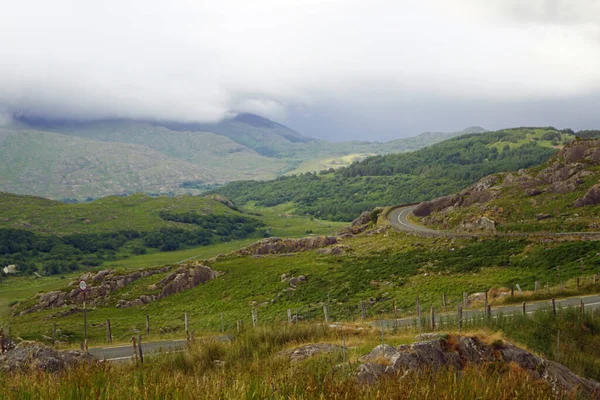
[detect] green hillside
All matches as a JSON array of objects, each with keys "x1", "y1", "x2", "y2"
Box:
[
  {"x1": 0, "y1": 192, "x2": 345, "y2": 278},
  {"x1": 213, "y1": 127, "x2": 577, "y2": 221},
  {"x1": 2, "y1": 115, "x2": 484, "y2": 200}
]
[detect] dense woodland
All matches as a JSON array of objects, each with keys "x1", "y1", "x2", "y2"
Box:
[
  {"x1": 214, "y1": 128, "x2": 572, "y2": 221},
  {"x1": 0, "y1": 213, "x2": 265, "y2": 277}
]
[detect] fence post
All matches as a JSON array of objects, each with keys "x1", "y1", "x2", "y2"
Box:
[
  {"x1": 106, "y1": 319, "x2": 112, "y2": 344},
  {"x1": 185, "y1": 313, "x2": 190, "y2": 344},
  {"x1": 237, "y1": 320, "x2": 243, "y2": 333},
  {"x1": 430, "y1": 306, "x2": 435, "y2": 331},
  {"x1": 594, "y1": 274, "x2": 597, "y2": 285},
  {"x1": 146, "y1": 315, "x2": 150, "y2": 335},
  {"x1": 287, "y1": 309, "x2": 292, "y2": 324},
  {"x1": 522, "y1": 302, "x2": 526, "y2": 315},
  {"x1": 511, "y1": 287, "x2": 514, "y2": 298},
  {"x1": 393, "y1": 300, "x2": 398, "y2": 330},
  {"x1": 137, "y1": 335, "x2": 144, "y2": 364},
  {"x1": 486, "y1": 305, "x2": 491, "y2": 319},
  {"x1": 552, "y1": 298, "x2": 556, "y2": 316},
  {"x1": 457, "y1": 306, "x2": 463, "y2": 333},
  {"x1": 463, "y1": 292, "x2": 468, "y2": 308},
  {"x1": 442, "y1": 293, "x2": 447, "y2": 313},
  {"x1": 577, "y1": 277, "x2": 580, "y2": 290},
  {"x1": 416, "y1": 297, "x2": 422, "y2": 341},
  {"x1": 220, "y1": 312, "x2": 225, "y2": 333},
  {"x1": 0, "y1": 328, "x2": 4, "y2": 354},
  {"x1": 251, "y1": 308, "x2": 258, "y2": 328},
  {"x1": 360, "y1": 301, "x2": 366, "y2": 321},
  {"x1": 484, "y1": 289, "x2": 488, "y2": 312},
  {"x1": 581, "y1": 299, "x2": 585, "y2": 314},
  {"x1": 131, "y1": 336, "x2": 138, "y2": 363},
  {"x1": 556, "y1": 330, "x2": 560, "y2": 361},
  {"x1": 323, "y1": 305, "x2": 329, "y2": 323},
  {"x1": 535, "y1": 281, "x2": 539, "y2": 294}
]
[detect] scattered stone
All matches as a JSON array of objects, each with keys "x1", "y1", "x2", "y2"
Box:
[{"x1": 278, "y1": 343, "x2": 342, "y2": 362}]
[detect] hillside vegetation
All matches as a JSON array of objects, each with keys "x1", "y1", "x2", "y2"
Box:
[
  {"x1": 1, "y1": 115, "x2": 478, "y2": 200},
  {"x1": 214, "y1": 127, "x2": 577, "y2": 221},
  {"x1": 0, "y1": 192, "x2": 345, "y2": 278},
  {"x1": 415, "y1": 136, "x2": 600, "y2": 233}
]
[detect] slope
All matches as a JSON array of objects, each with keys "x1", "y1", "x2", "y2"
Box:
[
  {"x1": 412, "y1": 137, "x2": 600, "y2": 233},
  {"x1": 213, "y1": 127, "x2": 575, "y2": 221}
]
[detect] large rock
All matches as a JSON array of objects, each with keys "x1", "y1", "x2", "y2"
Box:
[
  {"x1": 117, "y1": 264, "x2": 220, "y2": 308},
  {"x1": 0, "y1": 342, "x2": 93, "y2": 373},
  {"x1": 19, "y1": 266, "x2": 173, "y2": 315},
  {"x1": 357, "y1": 335, "x2": 600, "y2": 397},
  {"x1": 574, "y1": 183, "x2": 600, "y2": 207},
  {"x1": 236, "y1": 236, "x2": 338, "y2": 256}
]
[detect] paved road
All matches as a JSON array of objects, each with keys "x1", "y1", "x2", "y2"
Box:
[
  {"x1": 89, "y1": 335, "x2": 232, "y2": 361},
  {"x1": 388, "y1": 205, "x2": 442, "y2": 236},
  {"x1": 375, "y1": 294, "x2": 600, "y2": 329}
]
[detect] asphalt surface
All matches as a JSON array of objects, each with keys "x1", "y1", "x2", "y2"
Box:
[
  {"x1": 388, "y1": 205, "x2": 442, "y2": 236},
  {"x1": 89, "y1": 335, "x2": 232, "y2": 361},
  {"x1": 375, "y1": 294, "x2": 600, "y2": 329}
]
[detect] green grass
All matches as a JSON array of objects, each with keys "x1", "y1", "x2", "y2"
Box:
[{"x1": 6, "y1": 229, "x2": 600, "y2": 347}]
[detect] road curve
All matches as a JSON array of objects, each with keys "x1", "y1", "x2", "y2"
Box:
[{"x1": 388, "y1": 205, "x2": 447, "y2": 236}]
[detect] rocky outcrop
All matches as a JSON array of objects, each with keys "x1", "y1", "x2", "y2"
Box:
[
  {"x1": 236, "y1": 236, "x2": 338, "y2": 256},
  {"x1": 357, "y1": 335, "x2": 600, "y2": 397},
  {"x1": 278, "y1": 343, "x2": 342, "y2": 362},
  {"x1": 116, "y1": 264, "x2": 220, "y2": 308},
  {"x1": 0, "y1": 342, "x2": 93, "y2": 373},
  {"x1": 413, "y1": 175, "x2": 499, "y2": 217},
  {"x1": 19, "y1": 266, "x2": 173, "y2": 315},
  {"x1": 574, "y1": 183, "x2": 600, "y2": 207},
  {"x1": 205, "y1": 194, "x2": 238, "y2": 210}
]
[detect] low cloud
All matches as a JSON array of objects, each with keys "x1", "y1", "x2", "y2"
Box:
[{"x1": 1, "y1": 1, "x2": 599, "y2": 139}]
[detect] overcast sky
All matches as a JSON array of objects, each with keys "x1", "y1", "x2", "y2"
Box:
[{"x1": 1, "y1": 0, "x2": 600, "y2": 141}]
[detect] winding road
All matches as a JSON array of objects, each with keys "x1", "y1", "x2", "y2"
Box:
[{"x1": 388, "y1": 205, "x2": 442, "y2": 236}]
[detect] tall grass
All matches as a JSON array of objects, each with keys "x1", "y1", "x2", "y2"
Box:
[{"x1": 0, "y1": 320, "x2": 590, "y2": 399}]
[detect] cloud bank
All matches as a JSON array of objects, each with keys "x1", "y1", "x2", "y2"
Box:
[{"x1": 1, "y1": 0, "x2": 599, "y2": 139}]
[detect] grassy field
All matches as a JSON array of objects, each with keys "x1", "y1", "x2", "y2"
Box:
[
  {"x1": 5, "y1": 228, "x2": 600, "y2": 347},
  {"x1": 2, "y1": 308, "x2": 599, "y2": 399}
]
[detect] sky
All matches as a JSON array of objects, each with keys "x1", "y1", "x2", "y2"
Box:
[{"x1": 1, "y1": 0, "x2": 600, "y2": 141}]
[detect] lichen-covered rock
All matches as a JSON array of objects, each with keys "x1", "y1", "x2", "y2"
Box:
[
  {"x1": 357, "y1": 335, "x2": 600, "y2": 397},
  {"x1": 278, "y1": 343, "x2": 342, "y2": 362},
  {"x1": 0, "y1": 342, "x2": 93, "y2": 373},
  {"x1": 236, "y1": 236, "x2": 338, "y2": 256},
  {"x1": 574, "y1": 183, "x2": 600, "y2": 207}
]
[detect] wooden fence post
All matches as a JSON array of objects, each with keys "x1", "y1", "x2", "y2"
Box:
[
  {"x1": 185, "y1": 313, "x2": 190, "y2": 344},
  {"x1": 581, "y1": 299, "x2": 585, "y2": 314},
  {"x1": 106, "y1": 319, "x2": 112, "y2": 344},
  {"x1": 486, "y1": 305, "x2": 491, "y2": 319},
  {"x1": 251, "y1": 308, "x2": 258, "y2": 328},
  {"x1": 137, "y1": 335, "x2": 144, "y2": 364},
  {"x1": 430, "y1": 306, "x2": 435, "y2": 331},
  {"x1": 287, "y1": 309, "x2": 292, "y2": 324},
  {"x1": 594, "y1": 274, "x2": 597, "y2": 285},
  {"x1": 146, "y1": 315, "x2": 150, "y2": 335},
  {"x1": 552, "y1": 298, "x2": 556, "y2": 316},
  {"x1": 577, "y1": 277, "x2": 580, "y2": 290},
  {"x1": 442, "y1": 293, "x2": 447, "y2": 312},
  {"x1": 522, "y1": 302, "x2": 526, "y2": 315},
  {"x1": 323, "y1": 305, "x2": 329, "y2": 323},
  {"x1": 484, "y1": 289, "x2": 488, "y2": 312},
  {"x1": 131, "y1": 336, "x2": 138, "y2": 363},
  {"x1": 237, "y1": 320, "x2": 244, "y2": 333},
  {"x1": 393, "y1": 300, "x2": 398, "y2": 329},
  {"x1": 220, "y1": 312, "x2": 225, "y2": 333},
  {"x1": 511, "y1": 287, "x2": 514, "y2": 298},
  {"x1": 463, "y1": 292, "x2": 468, "y2": 308},
  {"x1": 360, "y1": 301, "x2": 366, "y2": 321},
  {"x1": 457, "y1": 306, "x2": 463, "y2": 332},
  {"x1": 535, "y1": 281, "x2": 539, "y2": 294},
  {"x1": 0, "y1": 328, "x2": 5, "y2": 354}
]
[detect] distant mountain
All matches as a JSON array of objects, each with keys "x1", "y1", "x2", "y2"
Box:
[{"x1": 2, "y1": 113, "x2": 486, "y2": 200}]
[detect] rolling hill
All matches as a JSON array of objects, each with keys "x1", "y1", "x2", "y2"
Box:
[
  {"x1": 212, "y1": 127, "x2": 581, "y2": 221},
  {"x1": 1, "y1": 114, "x2": 484, "y2": 200}
]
